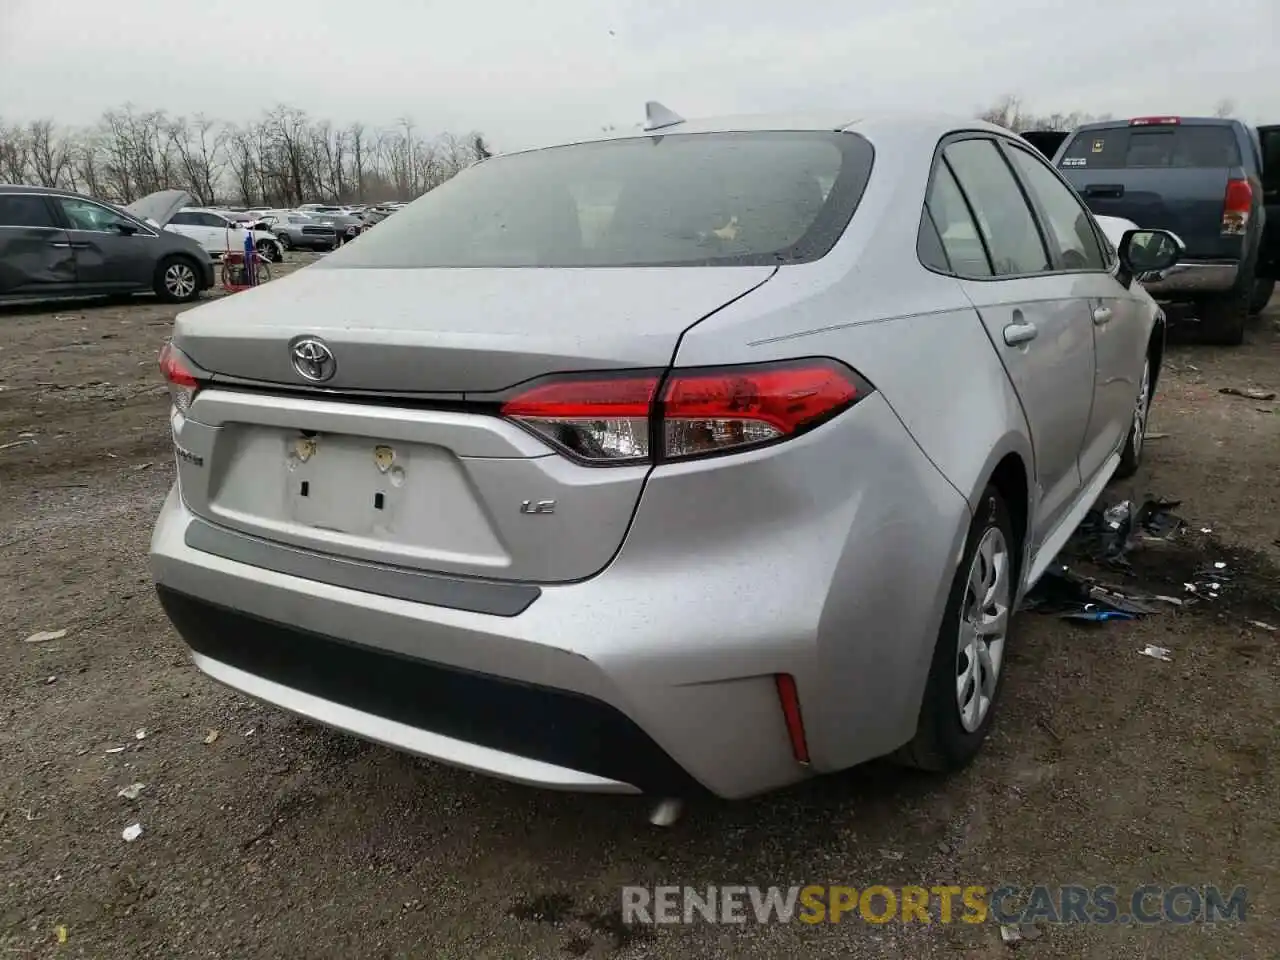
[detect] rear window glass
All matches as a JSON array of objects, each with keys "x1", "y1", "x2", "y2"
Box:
[
  {"x1": 321, "y1": 131, "x2": 874, "y2": 268},
  {"x1": 1059, "y1": 125, "x2": 1241, "y2": 170}
]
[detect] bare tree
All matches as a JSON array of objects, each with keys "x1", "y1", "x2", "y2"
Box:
[
  {"x1": 1213, "y1": 98, "x2": 1236, "y2": 119},
  {"x1": 3, "y1": 101, "x2": 493, "y2": 205},
  {"x1": 978, "y1": 95, "x2": 1113, "y2": 132},
  {"x1": 0, "y1": 122, "x2": 32, "y2": 182},
  {"x1": 27, "y1": 120, "x2": 73, "y2": 188}
]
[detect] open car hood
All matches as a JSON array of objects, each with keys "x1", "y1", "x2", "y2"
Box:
[{"x1": 124, "y1": 189, "x2": 193, "y2": 229}]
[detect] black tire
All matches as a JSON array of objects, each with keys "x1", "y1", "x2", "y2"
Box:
[
  {"x1": 1248, "y1": 278, "x2": 1275, "y2": 316},
  {"x1": 277, "y1": 232, "x2": 293, "y2": 251},
  {"x1": 896, "y1": 486, "x2": 1017, "y2": 773},
  {"x1": 259, "y1": 240, "x2": 283, "y2": 263},
  {"x1": 1198, "y1": 261, "x2": 1254, "y2": 346},
  {"x1": 1114, "y1": 350, "x2": 1154, "y2": 480},
  {"x1": 153, "y1": 255, "x2": 202, "y2": 304}
]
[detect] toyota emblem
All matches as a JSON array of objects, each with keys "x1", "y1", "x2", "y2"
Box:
[{"x1": 290, "y1": 336, "x2": 336, "y2": 382}]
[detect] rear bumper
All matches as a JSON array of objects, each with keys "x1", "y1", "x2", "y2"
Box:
[
  {"x1": 158, "y1": 586, "x2": 690, "y2": 794},
  {"x1": 149, "y1": 392, "x2": 969, "y2": 799},
  {"x1": 1140, "y1": 260, "x2": 1239, "y2": 298}
]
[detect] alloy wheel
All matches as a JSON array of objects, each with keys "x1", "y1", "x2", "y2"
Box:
[
  {"x1": 164, "y1": 263, "x2": 196, "y2": 299},
  {"x1": 955, "y1": 526, "x2": 1010, "y2": 733}
]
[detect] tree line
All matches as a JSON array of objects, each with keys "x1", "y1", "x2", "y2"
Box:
[
  {"x1": 0, "y1": 104, "x2": 493, "y2": 207},
  {"x1": 1, "y1": 94, "x2": 1240, "y2": 207}
]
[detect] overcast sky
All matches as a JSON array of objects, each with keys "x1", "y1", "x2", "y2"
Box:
[{"x1": 1, "y1": 0, "x2": 1275, "y2": 150}]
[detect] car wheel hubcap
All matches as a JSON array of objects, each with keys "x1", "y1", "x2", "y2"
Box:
[
  {"x1": 1131, "y1": 358, "x2": 1150, "y2": 459},
  {"x1": 956, "y1": 526, "x2": 1009, "y2": 733},
  {"x1": 165, "y1": 264, "x2": 195, "y2": 297}
]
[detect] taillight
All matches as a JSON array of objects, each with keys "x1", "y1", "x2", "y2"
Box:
[
  {"x1": 500, "y1": 358, "x2": 870, "y2": 465},
  {"x1": 158, "y1": 342, "x2": 206, "y2": 413},
  {"x1": 1222, "y1": 178, "x2": 1252, "y2": 236},
  {"x1": 1129, "y1": 116, "x2": 1180, "y2": 126}
]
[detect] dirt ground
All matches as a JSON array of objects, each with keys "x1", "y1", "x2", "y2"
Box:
[{"x1": 1, "y1": 267, "x2": 1277, "y2": 959}]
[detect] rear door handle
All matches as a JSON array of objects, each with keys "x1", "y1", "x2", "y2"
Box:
[
  {"x1": 68, "y1": 241, "x2": 91, "y2": 249},
  {"x1": 48, "y1": 241, "x2": 71, "y2": 248},
  {"x1": 1003, "y1": 321, "x2": 1039, "y2": 346},
  {"x1": 1093, "y1": 306, "x2": 1113, "y2": 325}
]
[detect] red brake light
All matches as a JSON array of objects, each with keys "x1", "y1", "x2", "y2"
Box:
[
  {"x1": 661, "y1": 360, "x2": 860, "y2": 460},
  {"x1": 158, "y1": 342, "x2": 205, "y2": 412},
  {"x1": 1222, "y1": 178, "x2": 1252, "y2": 235},
  {"x1": 499, "y1": 359, "x2": 868, "y2": 465},
  {"x1": 1129, "y1": 116, "x2": 1181, "y2": 126}
]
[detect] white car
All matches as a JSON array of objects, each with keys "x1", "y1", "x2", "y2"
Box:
[{"x1": 165, "y1": 208, "x2": 284, "y2": 262}]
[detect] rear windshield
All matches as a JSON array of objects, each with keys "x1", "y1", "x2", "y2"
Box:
[
  {"x1": 1059, "y1": 124, "x2": 1241, "y2": 171},
  {"x1": 320, "y1": 131, "x2": 874, "y2": 268}
]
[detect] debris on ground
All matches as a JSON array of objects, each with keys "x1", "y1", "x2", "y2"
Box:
[
  {"x1": 0, "y1": 439, "x2": 35, "y2": 451},
  {"x1": 1023, "y1": 566, "x2": 1162, "y2": 621},
  {"x1": 134, "y1": 728, "x2": 147, "y2": 740},
  {"x1": 999, "y1": 923, "x2": 1043, "y2": 944},
  {"x1": 203, "y1": 730, "x2": 219, "y2": 745},
  {"x1": 104, "y1": 746, "x2": 125, "y2": 754},
  {"x1": 23, "y1": 628, "x2": 67, "y2": 644},
  {"x1": 45, "y1": 675, "x2": 57, "y2": 685},
  {"x1": 1219, "y1": 386, "x2": 1276, "y2": 401},
  {"x1": 56, "y1": 924, "x2": 68, "y2": 944},
  {"x1": 121, "y1": 823, "x2": 143, "y2": 842},
  {"x1": 1067, "y1": 497, "x2": 1184, "y2": 565},
  {"x1": 1183, "y1": 560, "x2": 1234, "y2": 600},
  {"x1": 1247, "y1": 620, "x2": 1277, "y2": 632},
  {"x1": 1138, "y1": 645, "x2": 1173, "y2": 662},
  {"x1": 117, "y1": 783, "x2": 146, "y2": 801},
  {"x1": 1143, "y1": 432, "x2": 1170, "y2": 440}
]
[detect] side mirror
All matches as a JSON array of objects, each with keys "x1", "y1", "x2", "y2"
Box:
[
  {"x1": 115, "y1": 221, "x2": 140, "y2": 236},
  {"x1": 1118, "y1": 228, "x2": 1183, "y2": 276}
]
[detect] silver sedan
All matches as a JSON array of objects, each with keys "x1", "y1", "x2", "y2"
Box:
[{"x1": 149, "y1": 109, "x2": 1179, "y2": 805}]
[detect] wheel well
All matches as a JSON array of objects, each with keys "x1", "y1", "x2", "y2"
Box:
[{"x1": 989, "y1": 453, "x2": 1028, "y2": 562}]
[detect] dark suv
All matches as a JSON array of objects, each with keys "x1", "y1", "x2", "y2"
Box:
[{"x1": 1053, "y1": 117, "x2": 1277, "y2": 344}]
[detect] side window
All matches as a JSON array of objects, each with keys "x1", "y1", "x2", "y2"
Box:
[
  {"x1": 943, "y1": 138, "x2": 1050, "y2": 276},
  {"x1": 169, "y1": 211, "x2": 197, "y2": 226},
  {"x1": 924, "y1": 162, "x2": 992, "y2": 277},
  {"x1": 190, "y1": 212, "x2": 222, "y2": 228},
  {"x1": 0, "y1": 194, "x2": 59, "y2": 228},
  {"x1": 57, "y1": 197, "x2": 128, "y2": 232},
  {"x1": 1004, "y1": 144, "x2": 1106, "y2": 271}
]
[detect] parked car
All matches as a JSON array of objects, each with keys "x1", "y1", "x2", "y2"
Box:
[
  {"x1": 166, "y1": 207, "x2": 284, "y2": 263},
  {"x1": 254, "y1": 211, "x2": 337, "y2": 252},
  {"x1": 150, "y1": 110, "x2": 1180, "y2": 805},
  {"x1": 299, "y1": 208, "x2": 363, "y2": 244},
  {"x1": 1053, "y1": 116, "x2": 1276, "y2": 343},
  {"x1": 0, "y1": 185, "x2": 214, "y2": 304}
]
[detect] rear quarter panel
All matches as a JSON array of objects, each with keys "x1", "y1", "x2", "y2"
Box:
[{"x1": 673, "y1": 127, "x2": 1035, "y2": 762}]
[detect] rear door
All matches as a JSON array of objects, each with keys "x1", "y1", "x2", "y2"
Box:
[
  {"x1": 1057, "y1": 120, "x2": 1243, "y2": 260},
  {"x1": 1001, "y1": 140, "x2": 1148, "y2": 484},
  {"x1": 1258, "y1": 125, "x2": 1280, "y2": 281},
  {"x1": 930, "y1": 136, "x2": 1096, "y2": 549},
  {"x1": 53, "y1": 196, "x2": 155, "y2": 291},
  {"x1": 0, "y1": 192, "x2": 77, "y2": 298}
]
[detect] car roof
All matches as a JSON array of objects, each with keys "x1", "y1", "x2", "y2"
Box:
[
  {"x1": 500, "y1": 111, "x2": 1014, "y2": 156},
  {"x1": 0, "y1": 183, "x2": 103, "y2": 198}
]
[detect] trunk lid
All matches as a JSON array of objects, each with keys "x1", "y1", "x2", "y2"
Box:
[
  {"x1": 1057, "y1": 121, "x2": 1244, "y2": 260},
  {"x1": 124, "y1": 189, "x2": 192, "y2": 229},
  {"x1": 171, "y1": 264, "x2": 775, "y2": 585},
  {"x1": 173, "y1": 264, "x2": 776, "y2": 393}
]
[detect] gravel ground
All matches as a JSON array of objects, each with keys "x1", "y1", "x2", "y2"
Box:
[{"x1": 1, "y1": 268, "x2": 1277, "y2": 959}]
